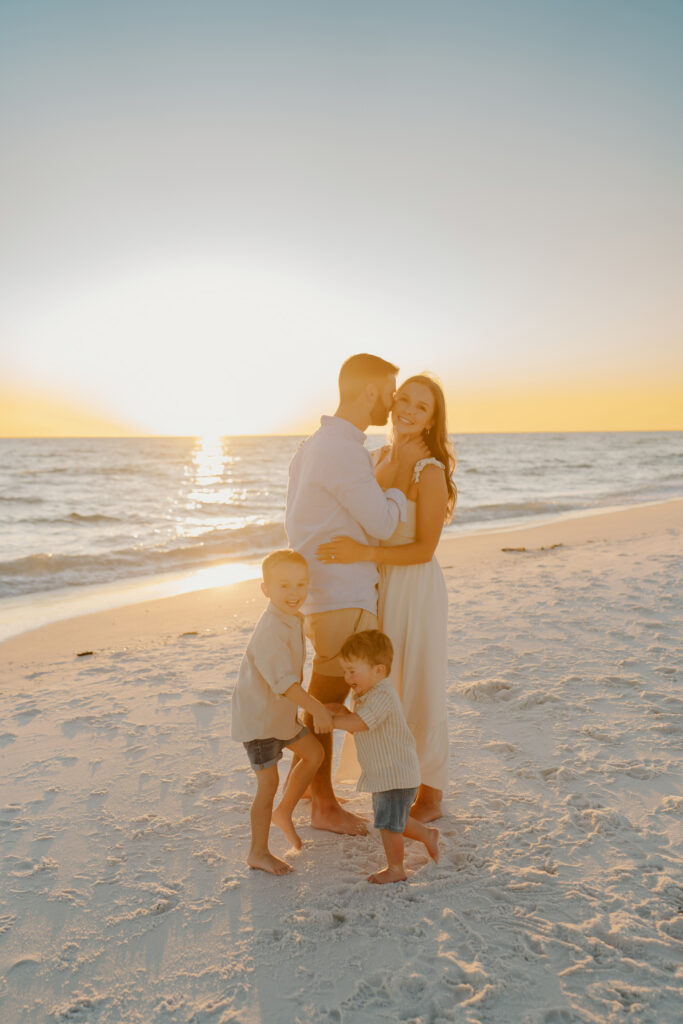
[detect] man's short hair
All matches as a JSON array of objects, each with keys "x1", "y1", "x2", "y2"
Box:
[
  {"x1": 340, "y1": 629, "x2": 394, "y2": 675},
  {"x1": 338, "y1": 353, "x2": 399, "y2": 401},
  {"x1": 261, "y1": 548, "x2": 308, "y2": 583}
]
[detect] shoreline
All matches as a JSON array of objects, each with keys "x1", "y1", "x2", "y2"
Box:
[
  {"x1": 2, "y1": 496, "x2": 681, "y2": 679},
  {"x1": 3, "y1": 495, "x2": 680, "y2": 644},
  {"x1": 1, "y1": 496, "x2": 680, "y2": 648}
]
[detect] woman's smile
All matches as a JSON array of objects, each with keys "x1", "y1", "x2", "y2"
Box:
[{"x1": 391, "y1": 382, "x2": 435, "y2": 436}]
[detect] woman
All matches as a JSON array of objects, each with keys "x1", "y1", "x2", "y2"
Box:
[{"x1": 317, "y1": 374, "x2": 456, "y2": 822}]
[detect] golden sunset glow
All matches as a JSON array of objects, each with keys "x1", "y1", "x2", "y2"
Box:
[
  {"x1": 3, "y1": 372, "x2": 682, "y2": 438},
  {"x1": 0, "y1": 382, "x2": 139, "y2": 438},
  {"x1": 447, "y1": 381, "x2": 683, "y2": 435}
]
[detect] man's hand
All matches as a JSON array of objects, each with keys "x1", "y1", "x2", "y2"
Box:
[
  {"x1": 391, "y1": 435, "x2": 431, "y2": 494},
  {"x1": 395, "y1": 435, "x2": 431, "y2": 469}
]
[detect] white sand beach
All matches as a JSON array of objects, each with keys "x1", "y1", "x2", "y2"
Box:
[{"x1": 1, "y1": 500, "x2": 681, "y2": 1023}]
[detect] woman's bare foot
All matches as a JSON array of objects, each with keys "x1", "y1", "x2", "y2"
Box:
[
  {"x1": 247, "y1": 850, "x2": 293, "y2": 875},
  {"x1": 411, "y1": 784, "x2": 442, "y2": 822},
  {"x1": 410, "y1": 800, "x2": 442, "y2": 823},
  {"x1": 311, "y1": 803, "x2": 368, "y2": 835},
  {"x1": 271, "y1": 805, "x2": 303, "y2": 849},
  {"x1": 367, "y1": 865, "x2": 408, "y2": 884},
  {"x1": 424, "y1": 827, "x2": 440, "y2": 863}
]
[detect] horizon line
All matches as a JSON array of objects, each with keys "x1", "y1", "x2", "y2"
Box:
[{"x1": 2, "y1": 427, "x2": 682, "y2": 440}]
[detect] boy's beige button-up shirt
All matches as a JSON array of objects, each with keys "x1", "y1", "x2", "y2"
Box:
[
  {"x1": 230, "y1": 603, "x2": 305, "y2": 742},
  {"x1": 353, "y1": 679, "x2": 420, "y2": 793}
]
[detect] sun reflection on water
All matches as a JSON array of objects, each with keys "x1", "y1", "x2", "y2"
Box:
[
  {"x1": 176, "y1": 436, "x2": 253, "y2": 539},
  {"x1": 191, "y1": 435, "x2": 229, "y2": 485},
  {"x1": 186, "y1": 436, "x2": 246, "y2": 514}
]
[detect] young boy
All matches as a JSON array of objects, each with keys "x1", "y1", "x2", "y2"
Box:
[
  {"x1": 231, "y1": 549, "x2": 331, "y2": 876},
  {"x1": 330, "y1": 630, "x2": 439, "y2": 884}
]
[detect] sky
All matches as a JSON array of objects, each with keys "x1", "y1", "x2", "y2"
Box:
[{"x1": 1, "y1": 0, "x2": 682, "y2": 436}]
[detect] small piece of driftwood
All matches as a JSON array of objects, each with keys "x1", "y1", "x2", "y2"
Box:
[{"x1": 502, "y1": 543, "x2": 564, "y2": 553}]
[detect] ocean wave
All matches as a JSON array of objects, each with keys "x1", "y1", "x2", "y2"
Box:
[
  {"x1": 0, "y1": 495, "x2": 44, "y2": 504},
  {"x1": 456, "y1": 500, "x2": 577, "y2": 522},
  {"x1": 69, "y1": 512, "x2": 122, "y2": 523},
  {"x1": 0, "y1": 521, "x2": 287, "y2": 597},
  {"x1": 18, "y1": 465, "x2": 147, "y2": 477}
]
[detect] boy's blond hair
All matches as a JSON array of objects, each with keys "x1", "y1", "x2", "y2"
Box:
[
  {"x1": 340, "y1": 630, "x2": 394, "y2": 675},
  {"x1": 261, "y1": 548, "x2": 308, "y2": 584}
]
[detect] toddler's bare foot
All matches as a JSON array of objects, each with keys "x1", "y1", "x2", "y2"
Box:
[
  {"x1": 424, "y1": 827, "x2": 440, "y2": 863},
  {"x1": 271, "y1": 805, "x2": 303, "y2": 850},
  {"x1": 410, "y1": 799, "x2": 442, "y2": 823},
  {"x1": 247, "y1": 851, "x2": 293, "y2": 876},
  {"x1": 367, "y1": 865, "x2": 408, "y2": 884}
]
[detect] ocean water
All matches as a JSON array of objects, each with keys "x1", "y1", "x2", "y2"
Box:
[{"x1": 1, "y1": 432, "x2": 681, "y2": 607}]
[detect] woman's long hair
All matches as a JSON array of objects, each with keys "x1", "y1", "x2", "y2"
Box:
[{"x1": 397, "y1": 374, "x2": 457, "y2": 522}]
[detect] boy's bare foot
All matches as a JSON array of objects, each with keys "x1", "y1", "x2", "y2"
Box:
[
  {"x1": 424, "y1": 827, "x2": 440, "y2": 863},
  {"x1": 271, "y1": 805, "x2": 303, "y2": 850},
  {"x1": 410, "y1": 800, "x2": 442, "y2": 823},
  {"x1": 247, "y1": 851, "x2": 293, "y2": 875},
  {"x1": 367, "y1": 865, "x2": 408, "y2": 884},
  {"x1": 311, "y1": 804, "x2": 368, "y2": 835}
]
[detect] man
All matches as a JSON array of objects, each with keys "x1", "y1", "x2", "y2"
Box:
[{"x1": 285, "y1": 353, "x2": 425, "y2": 834}]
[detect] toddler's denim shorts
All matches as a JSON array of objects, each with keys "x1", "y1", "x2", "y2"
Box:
[
  {"x1": 372, "y1": 787, "x2": 418, "y2": 833},
  {"x1": 243, "y1": 725, "x2": 308, "y2": 771}
]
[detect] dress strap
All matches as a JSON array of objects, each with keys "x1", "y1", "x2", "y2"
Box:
[{"x1": 412, "y1": 457, "x2": 445, "y2": 484}]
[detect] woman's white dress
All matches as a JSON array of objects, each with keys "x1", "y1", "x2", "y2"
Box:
[{"x1": 337, "y1": 457, "x2": 450, "y2": 791}]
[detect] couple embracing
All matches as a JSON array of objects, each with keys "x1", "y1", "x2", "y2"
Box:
[{"x1": 286, "y1": 353, "x2": 456, "y2": 834}]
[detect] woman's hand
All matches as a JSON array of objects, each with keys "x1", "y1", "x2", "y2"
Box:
[{"x1": 316, "y1": 535, "x2": 370, "y2": 564}]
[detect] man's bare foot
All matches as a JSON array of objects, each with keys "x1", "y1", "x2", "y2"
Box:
[
  {"x1": 247, "y1": 851, "x2": 293, "y2": 875},
  {"x1": 367, "y1": 865, "x2": 408, "y2": 884},
  {"x1": 424, "y1": 827, "x2": 439, "y2": 863},
  {"x1": 300, "y1": 787, "x2": 348, "y2": 804},
  {"x1": 271, "y1": 805, "x2": 302, "y2": 850},
  {"x1": 311, "y1": 804, "x2": 368, "y2": 835},
  {"x1": 410, "y1": 800, "x2": 442, "y2": 823}
]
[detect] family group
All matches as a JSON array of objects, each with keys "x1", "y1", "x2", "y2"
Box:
[{"x1": 230, "y1": 353, "x2": 456, "y2": 883}]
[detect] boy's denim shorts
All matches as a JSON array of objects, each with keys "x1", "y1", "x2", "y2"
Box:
[
  {"x1": 372, "y1": 787, "x2": 418, "y2": 833},
  {"x1": 243, "y1": 725, "x2": 309, "y2": 771}
]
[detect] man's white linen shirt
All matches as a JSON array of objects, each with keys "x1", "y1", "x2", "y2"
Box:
[
  {"x1": 285, "y1": 416, "x2": 407, "y2": 615},
  {"x1": 230, "y1": 603, "x2": 305, "y2": 742},
  {"x1": 352, "y1": 680, "x2": 421, "y2": 793}
]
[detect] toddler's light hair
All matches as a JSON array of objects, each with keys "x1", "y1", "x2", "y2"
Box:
[
  {"x1": 341, "y1": 630, "x2": 394, "y2": 675},
  {"x1": 261, "y1": 549, "x2": 308, "y2": 584}
]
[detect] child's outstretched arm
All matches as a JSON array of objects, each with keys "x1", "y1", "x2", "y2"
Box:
[
  {"x1": 331, "y1": 710, "x2": 369, "y2": 734},
  {"x1": 283, "y1": 682, "x2": 333, "y2": 734}
]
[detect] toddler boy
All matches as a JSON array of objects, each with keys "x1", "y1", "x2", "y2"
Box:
[
  {"x1": 231, "y1": 549, "x2": 331, "y2": 875},
  {"x1": 330, "y1": 630, "x2": 439, "y2": 883}
]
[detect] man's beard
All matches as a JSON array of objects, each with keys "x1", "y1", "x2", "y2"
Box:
[{"x1": 369, "y1": 395, "x2": 391, "y2": 426}]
